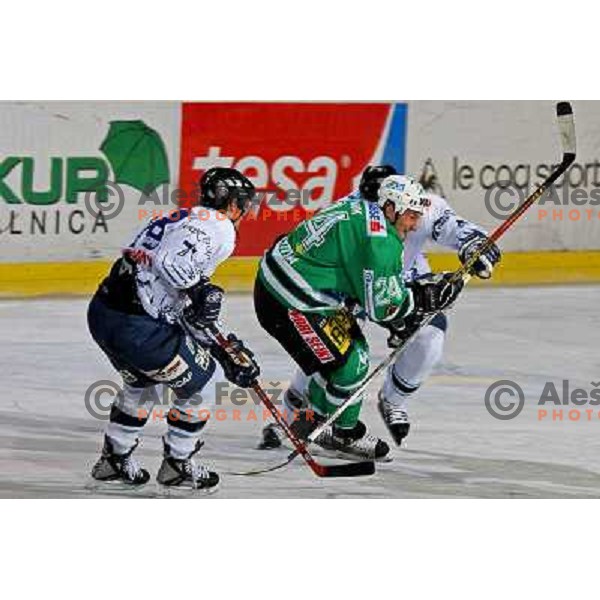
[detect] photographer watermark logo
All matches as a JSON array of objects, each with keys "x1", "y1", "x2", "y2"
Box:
[
  {"x1": 484, "y1": 380, "x2": 525, "y2": 420},
  {"x1": 484, "y1": 379, "x2": 600, "y2": 422}
]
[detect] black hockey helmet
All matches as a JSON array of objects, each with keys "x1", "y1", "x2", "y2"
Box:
[
  {"x1": 199, "y1": 167, "x2": 256, "y2": 216},
  {"x1": 359, "y1": 164, "x2": 398, "y2": 201}
]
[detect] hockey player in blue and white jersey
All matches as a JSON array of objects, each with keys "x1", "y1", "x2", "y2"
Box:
[
  {"x1": 259, "y1": 165, "x2": 501, "y2": 454},
  {"x1": 88, "y1": 167, "x2": 260, "y2": 490},
  {"x1": 363, "y1": 165, "x2": 501, "y2": 446}
]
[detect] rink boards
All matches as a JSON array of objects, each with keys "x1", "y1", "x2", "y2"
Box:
[
  {"x1": 2, "y1": 251, "x2": 600, "y2": 296},
  {"x1": 2, "y1": 101, "x2": 600, "y2": 295}
]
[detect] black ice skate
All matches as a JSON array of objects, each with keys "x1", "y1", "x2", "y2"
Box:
[
  {"x1": 257, "y1": 410, "x2": 319, "y2": 450},
  {"x1": 258, "y1": 422, "x2": 284, "y2": 449},
  {"x1": 313, "y1": 420, "x2": 390, "y2": 461},
  {"x1": 91, "y1": 436, "x2": 150, "y2": 485},
  {"x1": 378, "y1": 392, "x2": 411, "y2": 446},
  {"x1": 258, "y1": 389, "x2": 307, "y2": 450},
  {"x1": 156, "y1": 439, "x2": 219, "y2": 491}
]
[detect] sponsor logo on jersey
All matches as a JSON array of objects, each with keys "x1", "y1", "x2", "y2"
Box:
[
  {"x1": 119, "y1": 369, "x2": 138, "y2": 384},
  {"x1": 194, "y1": 346, "x2": 211, "y2": 371},
  {"x1": 146, "y1": 355, "x2": 190, "y2": 383},
  {"x1": 366, "y1": 201, "x2": 388, "y2": 237},
  {"x1": 122, "y1": 247, "x2": 153, "y2": 266},
  {"x1": 179, "y1": 103, "x2": 407, "y2": 256},
  {"x1": 288, "y1": 309, "x2": 334, "y2": 364},
  {"x1": 320, "y1": 312, "x2": 353, "y2": 356},
  {"x1": 363, "y1": 269, "x2": 375, "y2": 320},
  {"x1": 169, "y1": 371, "x2": 193, "y2": 389}
]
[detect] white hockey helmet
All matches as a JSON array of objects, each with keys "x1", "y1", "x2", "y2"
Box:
[{"x1": 377, "y1": 175, "x2": 428, "y2": 216}]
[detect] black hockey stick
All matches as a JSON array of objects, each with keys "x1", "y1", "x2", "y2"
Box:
[
  {"x1": 283, "y1": 101, "x2": 577, "y2": 462},
  {"x1": 205, "y1": 325, "x2": 375, "y2": 478}
]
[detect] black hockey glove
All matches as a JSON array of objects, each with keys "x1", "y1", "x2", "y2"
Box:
[
  {"x1": 385, "y1": 313, "x2": 421, "y2": 349},
  {"x1": 211, "y1": 333, "x2": 260, "y2": 389},
  {"x1": 408, "y1": 272, "x2": 464, "y2": 316},
  {"x1": 458, "y1": 231, "x2": 501, "y2": 279},
  {"x1": 183, "y1": 278, "x2": 224, "y2": 329}
]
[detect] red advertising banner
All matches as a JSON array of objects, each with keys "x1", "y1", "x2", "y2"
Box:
[{"x1": 179, "y1": 103, "x2": 406, "y2": 256}]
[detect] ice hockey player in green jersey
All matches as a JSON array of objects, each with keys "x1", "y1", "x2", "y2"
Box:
[{"x1": 253, "y1": 175, "x2": 463, "y2": 460}]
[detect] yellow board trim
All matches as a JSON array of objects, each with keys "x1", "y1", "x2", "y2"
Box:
[{"x1": 1, "y1": 251, "x2": 600, "y2": 297}]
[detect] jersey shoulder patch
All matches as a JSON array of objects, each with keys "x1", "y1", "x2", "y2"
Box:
[{"x1": 364, "y1": 200, "x2": 388, "y2": 238}]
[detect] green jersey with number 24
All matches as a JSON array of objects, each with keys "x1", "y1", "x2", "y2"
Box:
[{"x1": 258, "y1": 199, "x2": 413, "y2": 322}]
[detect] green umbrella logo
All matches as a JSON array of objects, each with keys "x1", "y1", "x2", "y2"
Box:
[{"x1": 100, "y1": 120, "x2": 170, "y2": 195}]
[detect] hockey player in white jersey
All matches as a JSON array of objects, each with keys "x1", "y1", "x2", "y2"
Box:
[
  {"x1": 259, "y1": 165, "x2": 500, "y2": 453},
  {"x1": 369, "y1": 165, "x2": 501, "y2": 445},
  {"x1": 88, "y1": 167, "x2": 260, "y2": 490}
]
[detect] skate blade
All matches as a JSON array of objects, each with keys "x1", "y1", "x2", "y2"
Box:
[
  {"x1": 309, "y1": 445, "x2": 394, "y2": 464},
  {"x1": 275, "y1": 438, "x2": 393, "y2": 463},
  {"x1": 257, "y1": 442, "x2": 284, "y2": 451},
  {"x1": 84, "y1": 478, "x2": 157, "y2": 497},
  {"x1": 156, "y1": 482, "x2": 220, "y2": 498}
]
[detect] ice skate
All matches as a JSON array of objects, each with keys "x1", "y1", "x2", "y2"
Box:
[
  {"x1": 258, "y1": 389, "x2": 307, "y2": 450},
  {"x1": 378, "y1": 392, "x2": 411, "y2": 446},
  {"x1": 313, "y1": 420, "x2": 391, "y2": 462},
  {"x1": 157, "y1": 439, "x2": 219, "y2": 493},
  {"x1": 91, "y1": 436, "x2": 150, "y2": 486}
]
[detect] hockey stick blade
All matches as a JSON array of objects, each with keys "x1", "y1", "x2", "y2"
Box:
[
  {"x1": 227, "y1": 452, "x2": 375, "y2": 478},
  {"x1": 311, "y1": 459, "x2": 376, "y2": 478},
  {"x1": 556, "y1": 101, "x2": 576, "y2": 165}
]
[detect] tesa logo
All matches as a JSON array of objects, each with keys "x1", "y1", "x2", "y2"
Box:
[
  {"x1": 179, "y1": 103, "x2": 405, "y2": 255},
  {"x1": 192, "y1": 146, "x2": 337, "y2": 213}
]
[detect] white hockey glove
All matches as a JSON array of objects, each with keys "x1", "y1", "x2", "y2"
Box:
[{"x1": 458, "y1": 232, "x2": 501, "y2": 279}]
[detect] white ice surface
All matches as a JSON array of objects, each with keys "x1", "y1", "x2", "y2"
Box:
[{"x1": 1, "y1": 286, "x2": 599, "y2": 498}]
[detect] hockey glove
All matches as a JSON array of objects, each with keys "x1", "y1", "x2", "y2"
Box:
[
  {"x1": 386, "y1": 319, "x2": 417, "y2": 349},
  {"x1": 458, "y1": 231, "x2": 501, "y2": 279},
  {"x1": 211, "y1": 333, "x2": 260, "y2": 389},
  {"x1": 383, "y1": 304, "x2": 422, "y2": 348},
  {"x1": 408, "y1": 272, "x2": 464, "y2": 316},
  {"x1": 183, "y1": 278, "x2": 224, "y2": 329}
]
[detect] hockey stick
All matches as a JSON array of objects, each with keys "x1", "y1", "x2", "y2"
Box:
[
  {"x1": 450, "y1": 102, "x2": 576, "y2": 282},
  {"x1": 204, "y1": 325, "x2": 375, "y2": 478},
  {"x1": 284, "y1": 101, "x2": 577, "y2": 461}
]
